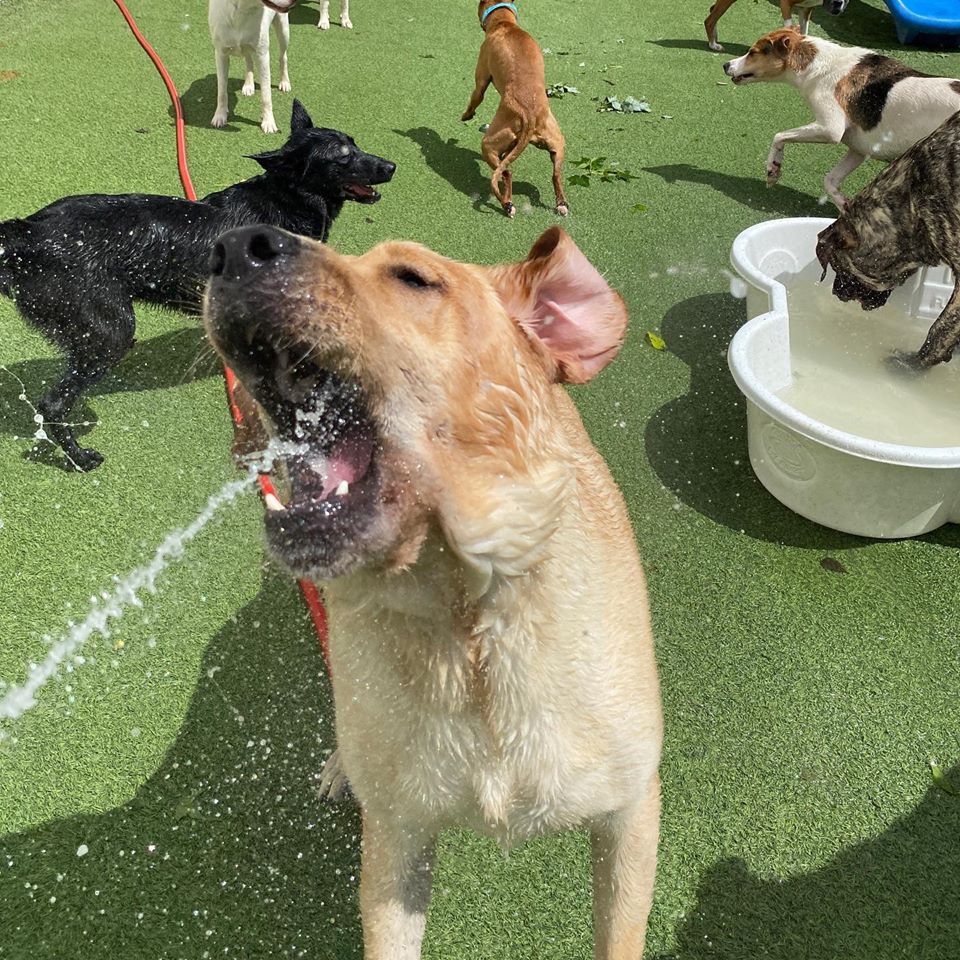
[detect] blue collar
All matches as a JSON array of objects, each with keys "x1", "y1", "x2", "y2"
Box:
[{"x1": 482, "y1": 2, "x2": 518, "y2": 25}]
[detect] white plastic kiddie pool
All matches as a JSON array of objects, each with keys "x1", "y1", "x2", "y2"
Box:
[{"x1": 727, "y1": 217, "x2": 960, "y2": 538}]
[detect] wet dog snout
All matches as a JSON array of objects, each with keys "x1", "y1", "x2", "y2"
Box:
[{"x1": 209, "y1": 225, "x2": 300, "y2": 283}]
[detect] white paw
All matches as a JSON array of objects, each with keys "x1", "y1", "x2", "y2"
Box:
[
  {"x1": 242, "y1": 80, "x2": 255, "y2": 96},
  {"x1": 316, "y1": 749, "x2": 350, "y2": 802},
  {"x1": 261, "y1": 115, "x2": 280, "y2": 134},
  {"x1": 211, "y1": 110, "x2": 228, "y2": 128},
  {"x1": 341, "y1": 16, "x2": 353, "y2": 28},
  {"x1": 279, "y1": 77, "x2": 291, "y2": 93},
  {"x1": 318, "y1": 15, "x2": 330, "y2": 29}
]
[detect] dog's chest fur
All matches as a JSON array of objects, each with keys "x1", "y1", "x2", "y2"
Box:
[{"x1": 324, "y1": 535, "x2": 639, "y2": 845}]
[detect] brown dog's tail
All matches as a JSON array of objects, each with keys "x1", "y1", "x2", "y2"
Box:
[{"x1": 490, "y1": 121, "x2": 535, "y2": 207}]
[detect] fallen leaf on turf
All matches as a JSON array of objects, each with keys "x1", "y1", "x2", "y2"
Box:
[
  {"x1": 546, "y1": 83, "x2": 579, "y2": 98},
  {"x1": 0, "y1": 70, "x2": 20, "y2": 82},
  {"x1": 646, "y1": 331, "x2": 666, "y2": 350},
  {"x1": 820, "y1": 557, "x2": 847, "y2": 574},
  {"x1": 631, "y1": 202, "x2": 648, "y2": 214},
  {"x1": 479, "y1": 123, "x2": 490, "y2": 132},
  {"x1": 568, "y1": 174, "x2": 591, "y2": 187},
  {"x1": 661, "y1": 114, "x2": 673, "y2": 120},
  {"x1": 930, "y1": 760, "x2": 959, "y2": 795},
  {"x1": 173, "y1": 793, "x2": 202, "y2": 821}
]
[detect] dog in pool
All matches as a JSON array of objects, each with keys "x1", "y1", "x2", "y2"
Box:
[
  {"x1": 0, "y1": 102, "x2": 394, "y2": 471},
  {"x1": 816, "y1": 110, "x2": 960, "y2": 368},
  {"x1": 203, "y1": 223, "x2": 663, "y2": 958}
]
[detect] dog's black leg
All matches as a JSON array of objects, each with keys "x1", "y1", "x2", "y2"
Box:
[{"x1": 37, "y1": 303, "x2": 136, "y2": 471}]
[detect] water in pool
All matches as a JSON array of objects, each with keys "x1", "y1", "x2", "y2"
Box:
[{"x1": 777, "y1": 278, "x2": 960, "y2": 448}]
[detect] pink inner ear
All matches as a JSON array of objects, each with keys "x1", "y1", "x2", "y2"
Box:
[{"x1": 518, "y1": 237, "x2": 627, "y2": 383}]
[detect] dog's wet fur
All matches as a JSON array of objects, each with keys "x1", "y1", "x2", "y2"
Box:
[
  {"x1": 816, "y1": 111, "x2": 960, "y2": 368},
  {"x1": 0, "y1": 101, "x2": 394, "y2": 471}
]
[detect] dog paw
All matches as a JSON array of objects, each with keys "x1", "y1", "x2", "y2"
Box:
[
  {"x1": 708, "y1": 39, "x2": 724, "y2": 52},
  {"x1": 318, "y1": 15, "x2": 330, "y2": 29},
  {"x1": 261, "y1": 116, "x2": 280, "y2": 134},
  {"x1": 70, "y1": 447, "x2": 105, "y2": 472},
  {"x1": 461, "y1": 110, "x2": 475, "y2": 122},
  {"x1": 278, "y1": 78, "x2": 292, "y2": 93},
  {"x1": 241, "y1": 81, "x2": 255, "y2": 97},
  {"x1": 341, "y1": 15, "x2": 353, "y2": 28},
  {"x1": 765, "y1": 160, "x2": 783, "y2": 187},
  {"x1": 211, "y1": 110, "x2": 229, "y2": 128},
  {"x1": 556, "y1": 203, "x2": 569, "y2": 217},
  {"x1": 504, "y1": 202, "x2": 516, "y2": 219},
  {"x1": 886, "y1": 349, "x2": 927, "y2": 375},
  {"x1": 316, "y1": 749, "x2": 352, "y2": 802}
]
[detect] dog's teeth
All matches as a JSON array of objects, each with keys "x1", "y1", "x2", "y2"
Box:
[
  {"x1": 335, "y1": 480, "x2": 349, "y2": 497},
  {"x1": 264, "y1": 492, "x2": 286, "y2": 512}
]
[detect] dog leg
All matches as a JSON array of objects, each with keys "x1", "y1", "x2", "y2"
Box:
[
  {"x1": 915, "y1": 284, "x2": 960, "y2": 367},
  {"x1": 212, "y1": 47, "x2": 230, "y2": 127},
  {"x1": 242, "y1": 53, "x2": 256, "y2": 96},
  {"x1": 823, "y1": 149, "x2": 864, "y2": 209},
  {"x1": 461, "y1": 68, "x2": 492, "y2": 121},
  {"x1": 704, "y1": 0, "x2": 737, "y2": 52},
  {"x1": 255, "y1": 44, "x2": 278, "y2": 133},
  {"x1": 318, "y1": 0, "x2": 331, "y2": 30},
  {"x1": 482, "y1": 121, "x2": 519, "y2": 217},
  {"x1": 340, "y1": 0, "x2": 352, "y2": 29},
  {"x1": 273, "y1": 13, "x2": 291, "y2": 92},
  {"x1": 360, "y1": 813, "x2": 437, "y2": 960},
  {"x1": 591, "y1": 774, "x2": 660, "y2": 960},
  {"x1": 766, "y1": 115, "x2": 845, "y2": 187},
  {"x1": 316, "y1": 748, "x2": 351, "y2": 802},
  {"x1": 541, "y1": 115, "x2": 569, "y2": 216}
]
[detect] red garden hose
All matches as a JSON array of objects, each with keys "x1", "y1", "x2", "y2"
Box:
[{"x1": 111, "y1": 0, "x2": 331, "y2": 670}]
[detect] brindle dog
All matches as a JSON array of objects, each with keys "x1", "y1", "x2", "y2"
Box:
[{"x1": 816, "y1": 110, "x2": 960, "y2": 368}]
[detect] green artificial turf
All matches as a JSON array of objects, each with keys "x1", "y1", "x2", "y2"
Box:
[{"x1": 1, "y1": 0, "x2": 960, "y2": 956}]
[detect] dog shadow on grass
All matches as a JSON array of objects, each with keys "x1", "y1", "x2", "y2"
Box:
[
  {"x1": 644, "y1": 163, "x2": 828, "y2": 218},
  {"x1": 396, "y1": 126, "x2": 546, "y2": 215},
  {"x1": 0, "y1": 572, "x2": 364, "y2": 960},
  {"x1": 652, "y1": 767, "x2": 960, "y2": 960},
  {"x1": 173, "y1": 74, "x2": 265, "y2": 132},
  {"x1": 646, "y1": 38, "x2": 750, "y2": 56}
]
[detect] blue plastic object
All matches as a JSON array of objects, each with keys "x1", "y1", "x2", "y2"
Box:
[{"x1": 884, "y1": 0, "x2": 960, "y2": 46}]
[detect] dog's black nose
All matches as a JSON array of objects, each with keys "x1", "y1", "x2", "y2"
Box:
[
  {"x1": 382, "y1": 161, "x2": 397, "y2": 179},
  {"x1": 209, "y1": 225, "x2": 299, "y2": 282}
]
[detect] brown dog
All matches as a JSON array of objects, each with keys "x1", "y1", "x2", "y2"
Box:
[
  {"x1": 204, "y1": 223, "x2": 662, "y2": 958},
  {"x1": 705, "y1": 0, "x2": 848, "y2": 53},
  {"x1": 461, "y1": 1, "x2": 568, "y2": 218}
]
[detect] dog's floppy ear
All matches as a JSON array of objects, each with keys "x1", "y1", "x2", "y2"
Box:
[
  {"x1": 489, "y1": 227, "x2": 628, "y2": 384},
  {"x1": 290, "y1": 99, "x2": 314, "y2": 133},
  {"x1": 816, "y1": 219, "x2": 859, "y2": 279}
]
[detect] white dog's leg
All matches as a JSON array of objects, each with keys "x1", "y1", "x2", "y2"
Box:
[
  {"x1": 212, "y1": 47, "x2": 230, "y2": 127},
  {"x1": 360, "y1": 814, "x2": 436, "y2": 960},
  {"x1": 273, "y1": 13, "x2": 291, "y2": 92},
  {"x1": 823, "y1": 149, "x2": 865, "y2": 209},
  {"x1": 341, "y1": 0, "x2": 352, "y2": 29},
  {"x1": 255, "y1": 10, "x2": 278, "y2": 134},
  {"x1": 766, "y1": 114, "x2": 845, "y2": 186},
  {"x1": 318, "y1": 0, "x2": 331, "y2": 30},
  {"x1": 591, "y1": 775, "x2": 661, "y2": 960},
  {"x1": 242, "y1": 52, "x2": 255, "y2": 96}
]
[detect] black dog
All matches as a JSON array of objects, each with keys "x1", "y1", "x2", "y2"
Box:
[
  {"x1": 0, "y1": 100, "x2": 395, "y2": 470},
  {"x1": 816, "y1": 110, "x2": 960, "y2": 369}
]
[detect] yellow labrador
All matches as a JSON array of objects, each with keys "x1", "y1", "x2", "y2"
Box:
[{"x1": 204, "y1": 224, "x2": 662, "y2": 959}]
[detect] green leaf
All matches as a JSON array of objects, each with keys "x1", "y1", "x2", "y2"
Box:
[
  {"x1": 631, "y1": 202, "x2": 648, "y2": 214},
  {"x1": 930, "y1": 760, "x2": 959, "y2": 796},
  {"x1": 568, "y1": 174, "x2": 591, "y2": 188},
  {"x1": 646, "y1": 331, "x2": 666, "y2": 351}
]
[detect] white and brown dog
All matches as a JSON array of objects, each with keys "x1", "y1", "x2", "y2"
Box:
[
  {"x1": 209, "y1": 0, "x2": 292, "y2": 133},
  {"x1": 204, "y1": 223, "x2": 663, "y2": 959},
  {"x1": 705, "y1": 0, "x2": 849, "y2": 53},
  {"x1": 723, "y1": 29, "x2": 960, "y2": 208}
]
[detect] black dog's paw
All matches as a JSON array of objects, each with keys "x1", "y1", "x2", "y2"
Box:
[
  {"x1": 69, "y1": 447, "x2": 105, "y2": 472},
  {"x1": 885, "y1": 350, "x2": 926, "y2": 376}
]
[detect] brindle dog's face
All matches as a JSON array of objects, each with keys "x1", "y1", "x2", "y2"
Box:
[{"x1": 816, "y1": 211, "x2": 924, "y2": 311}]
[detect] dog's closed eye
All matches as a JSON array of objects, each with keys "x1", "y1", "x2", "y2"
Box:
[{"x1": 392, "y1": 266, "x2": 441, "y2": 291}]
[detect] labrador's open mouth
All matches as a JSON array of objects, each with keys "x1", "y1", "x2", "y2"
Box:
[
  {"x1": 234, "y1": 325, "x2": 385, "y2": 577},
  {"x1": 342, "y1": 183, "x2": 382, "y2": 204}
]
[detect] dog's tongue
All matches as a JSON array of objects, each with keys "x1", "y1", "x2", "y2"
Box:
[
  {"x1": 309, "y1": 434, "x2": 375, "y2": 500},
  {"x1": 345, "y1": 184, "x2": 376, "y2": 199}
]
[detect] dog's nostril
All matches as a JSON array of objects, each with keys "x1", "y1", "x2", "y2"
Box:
[
  {"x1": 209, "y1": 241, "x2": 227, "y2": 277},
  {"x1": 248, "y1": 230, "x2": 285, "y2": 264}
]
